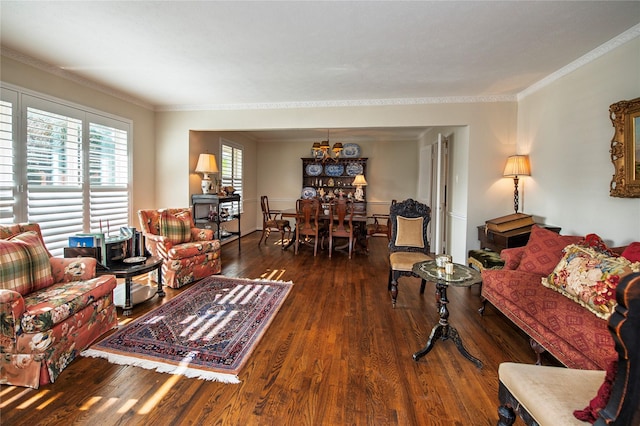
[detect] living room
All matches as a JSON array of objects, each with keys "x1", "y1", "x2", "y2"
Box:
[{"x1": 1, "y1": 2, "x2": 640, "y2": 424}]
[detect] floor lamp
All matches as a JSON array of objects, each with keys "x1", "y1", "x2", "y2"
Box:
[{"x1": 503, "y1": 155, "x2": 531, "y2": 214}]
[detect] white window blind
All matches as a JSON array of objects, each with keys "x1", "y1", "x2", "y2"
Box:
[
  {"x1": 220, "y1": 140, "x2": 243, "y2": 215},
  {"x1": 0, "y1": 94, "x2": 16, "y2": 223},
  {"x1": 0, "y1": 86, "x2": 131, "y2": 256}
]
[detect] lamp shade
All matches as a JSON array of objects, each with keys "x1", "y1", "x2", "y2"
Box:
[
  {"x1": 195, "y1": 153, "x2": 219, "y2": 174},
  {"x1": 503, "y1": 155, "x2": 531, "y2": 177},
  {"x1": 352, "y1": 174, "x2": 368, "y2": 186}
]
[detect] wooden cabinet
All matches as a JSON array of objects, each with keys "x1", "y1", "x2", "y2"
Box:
[
  {"x1": 301, "y1": 157, "x2": 368, "y2": 207},
  {"x1": 191, "y1": 194, "x2": 241, "y2": 251},
  {"x1": 477, "y1": 224, "x2": 561, "y2": 253}
]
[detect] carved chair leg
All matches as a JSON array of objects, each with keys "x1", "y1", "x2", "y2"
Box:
[
  {"x1": 390, "y1": 270, "x2": 399, "y2": 308},
  {"x1": 529, "y1": 338, "x2": 545, "y2": 365},
  {"x1": 497, "y1": 405, "x2": 516, "y2": 426}
]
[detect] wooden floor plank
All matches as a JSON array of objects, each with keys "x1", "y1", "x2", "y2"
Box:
[{"x1": 2, "y1": 232, "x2": 548, "y2": 425}]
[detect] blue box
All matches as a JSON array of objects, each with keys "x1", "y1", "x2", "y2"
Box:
[{"x1": 68, "y1": 235, "x2": 95, "y2": 248}]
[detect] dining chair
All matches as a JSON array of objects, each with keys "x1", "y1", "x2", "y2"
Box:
[
  {"x1": 328, "y1": 196, "x2": 354, "y2": 259},
  {"x1": 388, "y1": 198, "x2": 433, "y2": 307},
  {"x1": 259, "y1": 195, "x2": 291, "y2": 248},
  {"x1": 365, "y1": 200, "x2": 396, "y2": 250},
  {"x1": 295, "y1": 197, "x2": 322, "y2": 256}
]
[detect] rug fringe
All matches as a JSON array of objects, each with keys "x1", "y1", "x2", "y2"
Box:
[{"x1": 81, "y1": 349, "x2": 240, "y2": 384}]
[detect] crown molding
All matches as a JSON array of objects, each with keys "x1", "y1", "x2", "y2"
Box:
[
  {"x1": 1, "y1": 47, "x2": 154, "y2": 111},
  {"x1": 157, "y1": 94, "x2": 516, "y2": 112},
  {"x1": 518, "y1": 23, "x2": 640, "y2": 101}
]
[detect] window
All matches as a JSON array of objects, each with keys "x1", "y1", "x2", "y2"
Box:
[
  {"x1": 1, "y1": 85, "x2": 131, "y2": 256},
  {"x1": 220, "y1": 139, "x2": 243, "y2": 215}
]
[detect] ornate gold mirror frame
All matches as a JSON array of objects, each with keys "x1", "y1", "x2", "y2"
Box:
[{"x1": 610, "y1": 97, "x2": 640, "y2": 198}]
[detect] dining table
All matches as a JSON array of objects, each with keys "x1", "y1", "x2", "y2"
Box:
[{"x1": 280, "y1": 207, "x2": 369, "y2": 252}]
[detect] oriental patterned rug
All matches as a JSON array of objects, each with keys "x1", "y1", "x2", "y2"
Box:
[{"x1": 81, "y1": 276, "x2": 293, "y2": 384}]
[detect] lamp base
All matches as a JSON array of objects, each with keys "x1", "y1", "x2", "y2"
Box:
[{"x1": 201, "y1": 178, "x2": 212, "y2": 194}]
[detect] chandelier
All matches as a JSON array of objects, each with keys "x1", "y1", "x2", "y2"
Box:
[{"x1": 312, "y1": 130, "x2": 343, "y2": 162}]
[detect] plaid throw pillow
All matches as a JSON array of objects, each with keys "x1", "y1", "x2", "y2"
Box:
[
  {"x1": 10, "y1": 231, "x2": 54, "y2": 291},
  {"x1": 159, "y1": 210, "x2": 192, "y2": 244},
  {"x1": 0, "y1": 239, "x2": 34, "y2": 295}
]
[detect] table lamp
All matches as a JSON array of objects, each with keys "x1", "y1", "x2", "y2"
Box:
[
  {"x1": 352, "y1": 174, "x2": 367, "y2": 201},
  {"x1": 195, "y1": 153, "x2": 219, "y2": 194},
  {"x1": 503, "y1": 155, "x2": 531, "y2": 214}
]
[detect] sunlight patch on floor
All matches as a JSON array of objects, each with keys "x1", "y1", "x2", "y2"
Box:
[
  {"x1": 138, "y1": 374, "x2": 181, "y2": 415},
  {"x1": 261, "y1": 269, "x2": 286, "y2": 281}
]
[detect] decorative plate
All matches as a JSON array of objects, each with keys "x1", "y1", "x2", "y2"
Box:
[
  {"x1": 342, "y1": 143, "x2": 361, "y2": 158},
  {"x1": 301, "y1": 187, "x2": 317, "y2": 199},
  {"x1": 324, "y1": 164, "x2": 345, "y2": 177},
  {"x1": 346, "y1": 163, "x2": 364, "y2": 176},
  {"x1": 123, "y1": 256, "x2": 147, "y2": 265},
  {"x1": 305, "y1": 163, "x2": 323, "y2": 176}
]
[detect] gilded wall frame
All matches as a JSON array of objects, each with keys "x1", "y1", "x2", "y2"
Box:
[{"x1": 609, "y1": 97, "x2": 640, "y2": 198}]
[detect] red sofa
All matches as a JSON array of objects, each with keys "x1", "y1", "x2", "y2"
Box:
[{"x1": 481, "y1": 225, "x2": 639, "y2": 371}]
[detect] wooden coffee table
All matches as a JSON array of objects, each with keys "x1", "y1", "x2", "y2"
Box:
[{"x1": 98, "y1": 257, "x2": 164, "y2": 316}]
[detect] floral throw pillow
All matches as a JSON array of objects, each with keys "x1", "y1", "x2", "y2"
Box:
[
  {"x1": 543, "y1": 244, "x2": 640, "y2": 319},
  {"x1": 159, "y1": 210, "x2": 192, "y2": 244}
]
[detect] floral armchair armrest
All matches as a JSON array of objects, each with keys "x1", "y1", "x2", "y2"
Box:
[
  {"x1": 500, "y1": 246, "x2": 526, "y2": 270},
  {"x1": 49, "y1": 257, "x2": 97, "y2": 283},
  {"x1": 191, "y1": 227, "x2": 215, "y2": 242},
  {"x1": 0, "y1": 289, "x2": 26, "y2": 351}
]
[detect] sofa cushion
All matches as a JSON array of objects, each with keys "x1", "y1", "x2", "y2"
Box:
[
  {"x1": 621, "y1": 242, "x2": 640, "y2": 262},
  {"x1": 159, "y1": 210, "x2": 192, "y2": 244},
  {"x1": 0, "y1": 239, "x2": 34, "y2": 295},
  {"x1": 517, "y1": 225, "x2": 582, "y2": 276},
  {"x1": 20, "y1": 276, "x2": 116, "y2": 333},
  {"x1": 543, "y1": 245, "x2": 637, "y2": 319},
  {"x1": 10, "y1": 231, "x2": 54, "y2": 291}
]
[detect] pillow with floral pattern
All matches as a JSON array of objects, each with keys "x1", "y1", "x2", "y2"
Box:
[{"x1": 543, "y1": 244, "x2": 640, "y2": 319}]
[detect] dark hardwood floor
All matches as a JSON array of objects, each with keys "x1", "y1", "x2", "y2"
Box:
[{"x1": 2, "y1": 232, "x2": 545, "y2": 425}]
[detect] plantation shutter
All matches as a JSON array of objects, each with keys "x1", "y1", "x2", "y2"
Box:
[
  {"x1": 26, "y1": 101, "x2": 85, "y2": 252},
  {"x1": 88, "y1": 117, "x2": 129, "y2": 233},
  {"x1": 220, "y1": 140, "x2": 243, "y2": 215},
  {"x1": 0, "y1": 89, "x2": 17, "y2": 224}
]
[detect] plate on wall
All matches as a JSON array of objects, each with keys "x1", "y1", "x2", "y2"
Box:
[
  {"x1": 305, "y1": 163, "x2": 323, "y2": 176},
  {"x1": 342, "y1": 143, "x2": 361, "y2": 158},
  {"x1": 324, "y1": 164, "x2": 345, "y2": 177},
  {"x1": 346, "y1": 163, "x2": 364, "y2": 176},
  {"x1": 301, "y1": 187, "x2": 317, "y2": 199}
]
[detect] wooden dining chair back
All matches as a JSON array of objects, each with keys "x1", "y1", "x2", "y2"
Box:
[
  {"x1": 366, "y1": 200, "x2": 396, "y2": 250},
  {"x1": 328, "y1": 196, "x2": 354, "y2": 259},
  {"x1": 388, "y1": 198, "x2": 433, "y2": 307},
  {"x1": 259, "y1": 195, "x2": 291, "y2": 248},
  {"x1": 295, "y1": 197, "x2": 322, "y2": 256}
]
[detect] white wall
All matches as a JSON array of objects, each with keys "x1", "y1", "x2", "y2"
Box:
[
  {"x1": 156, "y1": 102, "x2": 517, "y2": 260},
  {"x1": 518, "y1": 37, "x2": 640, "y2": 246}
]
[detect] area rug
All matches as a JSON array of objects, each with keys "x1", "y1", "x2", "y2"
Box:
[{"x1": 81, "y1": 276, "x2": 293, "y2": 384}]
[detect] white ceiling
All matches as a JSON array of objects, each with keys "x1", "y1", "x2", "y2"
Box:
[{"x1": 1, "y1": 1, "x2": 639, "y2": 141}]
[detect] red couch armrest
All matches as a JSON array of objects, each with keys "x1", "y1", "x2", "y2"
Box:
[{"x1": 501, "y1": 246, "x2": 526, "y2": 270}]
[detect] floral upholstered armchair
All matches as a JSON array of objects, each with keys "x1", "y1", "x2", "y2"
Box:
[
  {"x1": 0, "y1": 223, "x2": 117, "y2": 388},
  {"x1": 138, "y1": 208, "x2": 221, "y2": 288}
]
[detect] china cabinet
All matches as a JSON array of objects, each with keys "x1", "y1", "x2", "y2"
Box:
[{"x1": 301, "y1": 158, "x2": 367, "y2": 210}]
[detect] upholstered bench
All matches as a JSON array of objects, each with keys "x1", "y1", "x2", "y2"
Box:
[{"x1": 468, "y1": 248, "x2": 505, "y2": 272}]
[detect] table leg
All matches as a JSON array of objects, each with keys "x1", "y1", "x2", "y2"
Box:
[
  {"x1": 123, "y1": 277, "x2": 133, "y2": 316},
  {"x1": 156, "y1": 264, "x2": 165, "y2": 297},
  {"x1": 413, "y1": 281, "x2": 483, "y2": 368}
]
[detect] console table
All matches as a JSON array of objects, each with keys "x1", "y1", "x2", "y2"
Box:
[{"x1": 191, "y1": 194, "x2": 241, "y2": 251}]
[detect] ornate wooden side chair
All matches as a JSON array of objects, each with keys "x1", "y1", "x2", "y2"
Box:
[
  {"x1": 259, "y1": 195, "x2": 291, "y2": 248},
  {"x1": 388, "y1": 198, "x2": 432, "y2": 307},
  {"x1": 328, "y1": 196, "x2": 354, "y2": 259},
  {"x1": 496, "y1": 272, "x2": 640, "y2": 426},
  {"x1": 294, "y1": 197, "x2": 322, "y2": 256}
]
